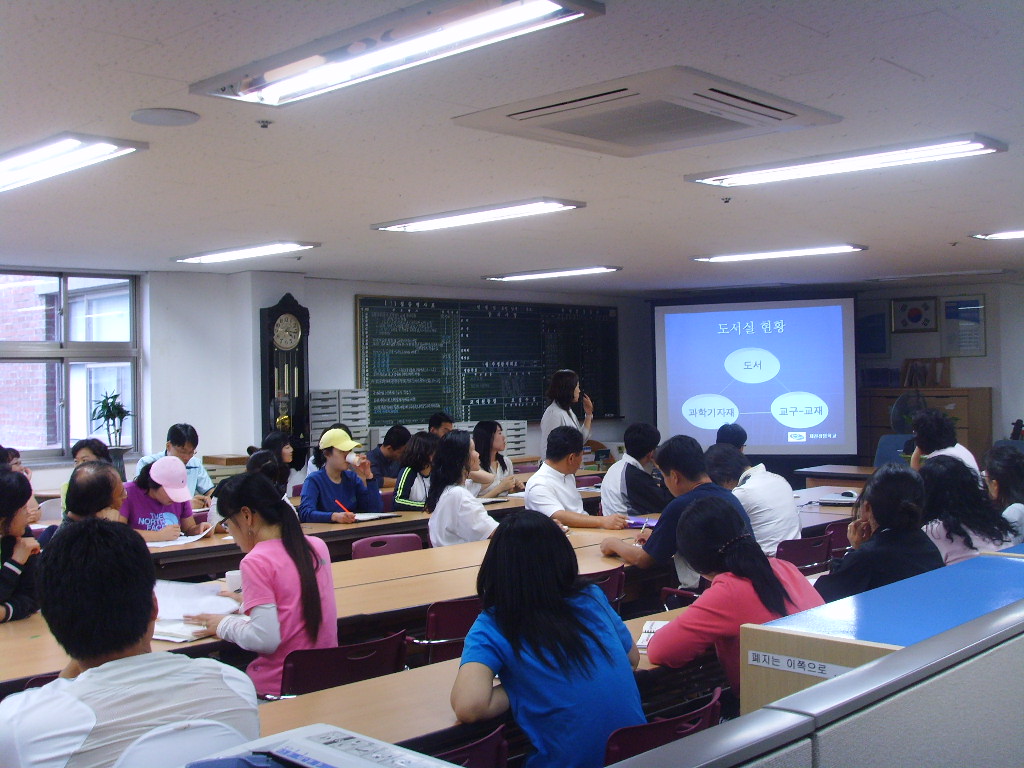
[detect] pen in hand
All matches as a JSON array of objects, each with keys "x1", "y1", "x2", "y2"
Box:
[{"x1": 634, "y1": 520, "x2": 648, "y2": 546}]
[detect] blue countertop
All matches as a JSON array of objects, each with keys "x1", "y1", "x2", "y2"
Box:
[{"x1": 766, "y1": 556, "x2": 1024, "y2": 647}]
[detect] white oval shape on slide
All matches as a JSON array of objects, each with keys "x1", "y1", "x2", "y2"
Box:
[
  {"x1": 723, "y1": 347, "x2": 781, "y2": 384},
  {"x1": 681, "y1": 394, "x2": 740, "y2": 430},
  {"x1": 771, "y1": 391, "x2": 829, "y2": 429}
]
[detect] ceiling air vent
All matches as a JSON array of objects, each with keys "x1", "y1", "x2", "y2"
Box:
[{"x1": 453, "y1": 67, "x2": 840, "y2": 157}]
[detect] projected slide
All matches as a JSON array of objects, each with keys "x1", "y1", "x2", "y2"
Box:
[{"x1": 655, "y1": 299, "x2": 856, "y2": 455}]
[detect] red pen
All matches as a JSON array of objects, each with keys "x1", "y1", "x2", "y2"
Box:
[{"x1": 334, "y1": 499, "x2": 352, "y2": 515}]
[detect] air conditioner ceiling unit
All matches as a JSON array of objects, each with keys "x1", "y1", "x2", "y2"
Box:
[{"x1": 453, "y1": 66, "x2": 841, "y2": 157}]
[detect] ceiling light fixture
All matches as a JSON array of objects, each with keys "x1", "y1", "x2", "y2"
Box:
[
  {"x1": 865, "y1": 269, "x2": 1007, "y2": 282},
  {"x1": 372, "y1": 197, "x2": 585, "y2": 232},
  {"x1": 0, "y1": 132, "x2": 148, "y2": 193},
  {"x1": 685, "y1": 134, "x2": 1006, "y2": 187},
  {"x1": 971, "y1": 230, "x2": 1024, "y2": 241},
  {"x1": 483, "y1": 266, "x2": 621, "y2": 281},
  {"x1": 175, "y1": 242, "x2": 320, "y2": 265},
  {"x1": 694, "y1": 244, "x2": 866, "y2": 263},
  {"x1": 191, "y1": 0, "x2": 603, "y2": 107}
]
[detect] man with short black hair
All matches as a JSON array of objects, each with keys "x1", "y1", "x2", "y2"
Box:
[
  {"x1": 428, "y1": 412, "x2": 455, "y2": 437},
  {"x1": 600, "y1": 423, "x2": 673, "y2": 517},
  {"x1": 601, "y1": 435, "x2": 752, "y2": 586},
  {"x1": 367, "y1": 424, "x2": 411, "y2": 489},
  {"x1": 136, "y1": 423, "x2": 215, "y2": 508},
  {"x1": 525, "y1": 426, "x2": 627, "y2": 530},
  {"x1": 704, "y1": 443, "x2": 799, "y2": 556},
  {"x1": 0, "y1": 519, "x2": 258, "y2": 766},
  {"x1": 716, "y1": 422, "x2": 747, "y2": 452}
]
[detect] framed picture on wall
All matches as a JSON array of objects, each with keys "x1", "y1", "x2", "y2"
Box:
[
  {"x1": 891, "y1": 297, "x2": 937, "y2": 333},
  {"x1": 855, "y1": 299, "x2": 890, "y2": 357},
  {"x1": 940, "y1": 295, "x2": 986, "y2": 357}
]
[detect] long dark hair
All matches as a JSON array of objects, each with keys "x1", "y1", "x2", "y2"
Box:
[
  {"x1": 216, "y1": 473, "x2": 324, "y2": 640},
  {"x1": 261, "y1": 430, "x2": 296, "y2": 478},
  {"x1": 677, "y1": 497, "x2": 792, "y2": 616},
  {"x1": 472, "y1": 421, "x2": 507, "y2": 474},
  {"x1": 546, "y1": 369, "x2": 579, "y2": 410},
  {"x1": 983, "y1": 446, "x2": 1024, "y2": 509},
  {"x1": 312, "y1": 423, "x2": 351, "y2": 469},
  {"x1": 863, "y1": 463, "x2": 925, "y2": 531},
  {"x1": 246, "y1": 449, "x2": 287, "y2": 496},
  {"x1": 920, "y1": 455, "x2": 1016, "y2": 549},
  {"x1": 478, "y1": 510, "x2": 607, "y2": 670},
  {"x1": 400, "y1": 431, "x2": 438, "y2": 473},
  {"x1": 426, "y1": 430, "x2": 472, "y2": 511},
  {"x1": 0, "y1": 467, "x2": 32, "y2": 535}
]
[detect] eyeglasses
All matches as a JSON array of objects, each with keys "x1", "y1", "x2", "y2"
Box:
[{"x1": 169, "y1": 445, "x2": 197, "y2": 459}]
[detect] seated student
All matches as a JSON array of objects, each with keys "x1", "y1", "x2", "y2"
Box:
[
  {"x1": 0, "y1": 519, "x2": 258, "y2": 764},
  {"x1": 64, "y1": 461, "x2": 126, "y2": 524},
  {"x1": 0, "y1": 466, "x2": 40, "y2": 623},
  {"x1": 298, "y1": 428, "x2": 381, "y2": 524},
  {"x1": 815, "y1": 463, "x2": 943, "y2": 602},
  {"x1": 184, "y1": 473, "x2": 338, "y2": 698},
  {"x1": 704, "y1": 443, "x2": 800, "y2": 556},
  {"x1": 393, "y1": 431, "x2": 439, "y2": 512},
  {"x1": 601, "y1": 435, "x2": 752, "y2": 588},
  {"x1": 120, "y1": 456, "x2": 212, "y2": 542},
  {"x1": 136, "y1": 423, "x2": 216, "y2": 508},
  {"x1": 249, "y1": 430, "x2": 296, "y2": 493},
  {"x1": 716, "y1": 422, "x2": 748, "y2": 452},
  {"x1": 306, "y1": 422, "x2": 352, "y2": 475},
  {"x1": 982, "y1": 445, "x2": 1024, "y2": 544},
  {"x1": 61, "y1": 438, "x2": 114, "y2": 512},
  {"x1": 426, "y1": 431, "x2": 498, "y2": 546},
  {"x1": 600, "y1": 422, "x2": 673, "y2": 517},
  {"x1": 1, "y1": 445, "x2": 42, "y2": 525},
  {"x1": 367, "y1": 425, "x2": 411, "y2": 489},
  {"x1": 909, "y1": 408, "x2": 980, "y2": 475},
  {"x1": 452, "y1": 510, "x2": 644, "y2": 768},
  {"x1": 429, "y1": 411, "x2": 455, "y2": 438},
  {"x1": 525, "y1": 426, "x2": 628, "y2": 530},
  {"x1": 245, "y1": 450, "x2": 294, "y2": 507},
  {"x1": 467, "y1": 421, "x2": 523, "y2": 498},
  {"x1": 919, "y1": 455, "x2": 1017, "y2": 564},
  {"x1": 647, "y1": 497, "x2": 823, "y2": 704}
]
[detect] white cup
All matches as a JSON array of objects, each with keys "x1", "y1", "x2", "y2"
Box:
[
  {"x1": 346, "y1": 451, "x2": 362, "y2": 466},
  {"x1": 225, "y1": 569, "x2": 242, "y2": 593}
]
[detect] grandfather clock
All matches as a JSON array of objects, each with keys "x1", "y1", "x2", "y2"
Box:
[{"x1": 259, "y1": 294, "x2": 310, "y2": 468}]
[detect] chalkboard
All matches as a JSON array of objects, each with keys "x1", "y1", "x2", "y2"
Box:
[{"x1": 357, "y1": 296, "x2": 619, "y2": 424}]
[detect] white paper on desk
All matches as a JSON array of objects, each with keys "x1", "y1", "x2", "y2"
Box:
[
  {"x1": 145, "y1": 523, "x2": 216, "y2": 549},
  {"x1": 507, "y1": 491, "x2": 527, "y2": 498},
  {"x1": 636, "y1": 620, "x2": 669, "y2": 652},
  {"x1": 155, "y1": 579, "x2": 238, "y2": 621},
  {"x1": 153, "y1": 620, "x2": 208, "y2": 643}
]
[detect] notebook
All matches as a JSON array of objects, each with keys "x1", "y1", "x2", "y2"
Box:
[
  {"x1": 353, "y1": 512, "x2": 401, "y2": 522},
  {"x1": 636, "y1": 620, "x2": 669, "y2": 652},
  {"x1": 627, "y1": 516, "x2": 658, "y2": 529}
]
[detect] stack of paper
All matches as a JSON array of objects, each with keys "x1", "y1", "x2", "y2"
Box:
[{"x1": 636, "y1": 620, "x2": 668, "y2": 652}]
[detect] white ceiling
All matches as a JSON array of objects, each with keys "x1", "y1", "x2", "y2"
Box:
[{"x1": 2, "y1": 0, "x2": 1022, "y2": 297}]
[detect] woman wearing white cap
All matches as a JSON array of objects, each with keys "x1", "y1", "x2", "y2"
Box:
[
  {"x1": 118, "y1": 456, "x2": 212, "y2": 542},
  {"x1": 297, "y1": 429, "x2": 382, "y2": 524}
]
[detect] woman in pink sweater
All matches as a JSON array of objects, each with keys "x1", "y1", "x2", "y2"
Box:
[{"x1": 647, "y1": 496, "x2": 823, "y2": 707}]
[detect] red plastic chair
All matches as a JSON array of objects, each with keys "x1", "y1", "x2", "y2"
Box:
[
  {"x1": 23, "y1": 673, "x2": 58, "y2": 689},
  {"x1": 604, "y1": 687, "x2": 722, "y2": 765},
  {"x1": 433, "y1": 725, "x2": 508, "y2": 768},
  {"x1": 351, "y1": 533, "x2": 423, "y2": 559},
  {"x1": 660, "y1": 586, "x2": 701, "y2": 611},
  {"x1": 586, "y1": 566, "x2": 626, "y2": 612},
  {"x1": 381, "y1": 490, "x2": 395, "y2": 513},
  {"x1": 824, "y1": 521, "x2": 852, "y2": 560},
  {"x1": 514, "y1": 464, "x2": 538, "y2": 474},
  {"x1": 407, "y1": 596, "x2": 483, "y2": 664},
  {"x1": 776, "y1": 533, "x2": 833, "y2": 575},
  {"x1": 576, "y1": 475, "x2": 602, "y2": 488},
  {"x1": 279, "y1": 630, "x2": 406, "y2": 696}
]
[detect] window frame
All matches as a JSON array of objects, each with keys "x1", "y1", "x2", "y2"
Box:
[{"x1": 0, "y1": 269, "x2": 139, "y2": 459}]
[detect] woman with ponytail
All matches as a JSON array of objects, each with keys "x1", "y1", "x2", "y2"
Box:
[
  {"x1": 815, "y1": 463, "x2": 943, "y2": 603},
  {"x1": 646, "y1": 497, "x2": 823, "y2": 699},
  {"x1": 185, "y1": 473, "x2": 337, "y2": 697}
]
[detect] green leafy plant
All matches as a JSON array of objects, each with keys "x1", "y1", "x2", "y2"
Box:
[{"x1": 91, "y1": 391, "x2": 132, "y2": 447}]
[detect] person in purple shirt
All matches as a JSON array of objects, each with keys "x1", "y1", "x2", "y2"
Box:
[
  {"x1": 298, "y1": 429, "x2": 382, "y2": 524},
  {"x1": 119, "y1": 456, "x2": 210, "y2": 542}
]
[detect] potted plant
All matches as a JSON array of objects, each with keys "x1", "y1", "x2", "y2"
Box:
[{"x1": 91, "y1": 391, "x2": 132, "y2": 479}]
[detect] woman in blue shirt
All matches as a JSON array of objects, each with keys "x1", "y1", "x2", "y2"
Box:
[
  {"x1": 298, "y1": 429, "x2": 381, "y2": 523},
  {"x1": 451, "y1": 510, "x2": 644, "y2": 768}
]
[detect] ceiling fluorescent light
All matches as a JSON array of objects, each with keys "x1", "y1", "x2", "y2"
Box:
[
  {"x1": 865, "y1": 269, "x2": 1007, "y2": 282},
  {"x1": 191, "y1": 0, "x2": 603, "y2": 106},
  {"x1": 686, "y1": 134, "x2": 1006, "y2": 187},
  {"x1": 176, "y1": 242, "x2": 320, "y2": 265},
  {"x1": 372, "y1": 197, "x2": 584, "y2": 232},
  {"x1": 694, "y1": 244, "x2": 865, "y2": 263},
  {"x1": 484, "y1": 266, "x2": 620, "y2": 281},
  {"x1": 971, "y1": 230, "x2": 1024, "y2": 240},
  {"x1": 0, "y1": 132, "x2": 148, "y2": 193}
]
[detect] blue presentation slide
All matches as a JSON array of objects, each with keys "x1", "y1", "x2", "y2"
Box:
[{"x1": 659, "y1": 302, "x2": 853, "y2": 451}]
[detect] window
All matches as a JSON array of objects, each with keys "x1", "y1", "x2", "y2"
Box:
[{"x1": 0, "y1": 272, "x2": 137, "y2": 457}]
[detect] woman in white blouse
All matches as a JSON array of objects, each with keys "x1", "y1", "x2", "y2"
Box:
[
  {"x1": 467, "y1": 421, "x2": 524, "y2": 498},
  {"x1": 426, "y1": 431, "x2": 498, "y2": 547},
  {"x1": 539, "y1": 369, "x2": 593, "y2": 448}
]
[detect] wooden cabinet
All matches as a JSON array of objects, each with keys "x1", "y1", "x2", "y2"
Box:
[{"x1": 856, "y1": 387, "x2": 992, "y2": 464}]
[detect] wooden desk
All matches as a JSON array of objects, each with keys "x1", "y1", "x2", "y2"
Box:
[{"x1": 794, "y1": 464, "x2": 874, "y2": 489}]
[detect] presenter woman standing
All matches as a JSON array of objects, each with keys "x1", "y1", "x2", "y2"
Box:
[{"x1": 539, "y1": 369, "x2": 593, "y2": 448}]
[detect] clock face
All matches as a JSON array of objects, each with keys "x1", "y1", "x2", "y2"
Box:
[{"x1": 273, "y1": 313, "x2": 302, "y2": 350}]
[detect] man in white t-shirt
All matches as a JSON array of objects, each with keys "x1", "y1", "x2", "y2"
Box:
[
  {"x1": 909, "y1": 408, "x2": 980, "y2": 476},
  {"x1": 601, "y1": 423, "x2": 673, "y2": 517},
  {"x1": 704, "y1": 443, "x2": 800, "y2": 556},
  {"x1": 0, "y1": 519, "x2": 258, "y2": 768},
  {"x1": 525, "y1": 426, "x2": 627, "y2": 529}
]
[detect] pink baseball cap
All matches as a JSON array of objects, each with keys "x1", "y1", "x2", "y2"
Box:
[{"x1": 150, "y1": 456, "x2": 192, "y2": 504}]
